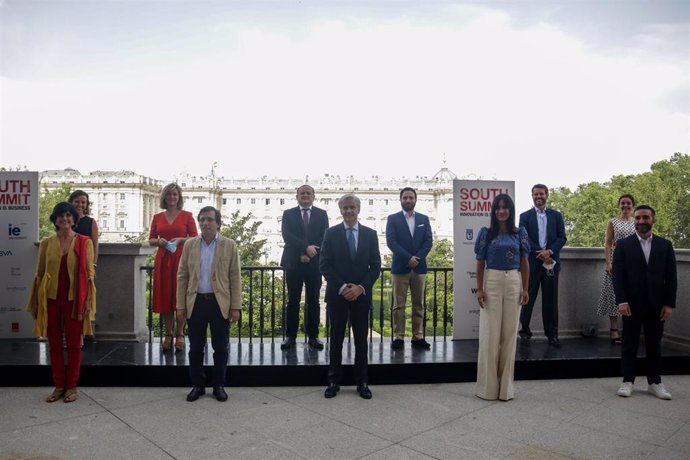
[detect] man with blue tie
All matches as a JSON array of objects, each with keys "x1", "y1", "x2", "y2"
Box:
[
  {"x1": 386, "y1": 187, "x2": 433, "y2": 350},
  {"x1": 320, "y1": 194, "x2": 381, "y2": 399},
  {"x1": 518, "y1": 184, "x2": 567, "y2": 348}
]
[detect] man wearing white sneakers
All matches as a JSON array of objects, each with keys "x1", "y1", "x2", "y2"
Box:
[{"x1": 612, "y1": 205, "x2": 677, "y2": 400}]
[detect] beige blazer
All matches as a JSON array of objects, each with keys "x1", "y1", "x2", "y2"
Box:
[{"x1": 176, "y1": 234, "x2": 242, "y2": 319}]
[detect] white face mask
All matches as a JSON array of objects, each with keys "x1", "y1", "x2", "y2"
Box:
[{"x1": 543, "y1": 260, "x2": 556, "y2": 276}]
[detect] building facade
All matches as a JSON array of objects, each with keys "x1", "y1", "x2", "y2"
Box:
[{"x1": 40, "y1": 166, "x2": 459, "y2": 263}]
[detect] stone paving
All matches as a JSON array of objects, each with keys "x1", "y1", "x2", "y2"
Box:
[{"x1": 1, "y1": 376, "x2": 689, "y2": 459}]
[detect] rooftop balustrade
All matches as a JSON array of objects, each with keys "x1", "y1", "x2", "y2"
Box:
[{"x1": 95, "y1": 245, "x2": 690, "y2": 352}]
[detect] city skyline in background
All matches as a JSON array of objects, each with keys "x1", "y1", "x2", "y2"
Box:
[{"x1": 2, "y1": 1, "x2": 688, "y2": 215}]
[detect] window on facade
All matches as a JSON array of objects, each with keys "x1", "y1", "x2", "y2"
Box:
[
  {"x1": 119, "y1": 193, "x2": 125, "y2": 200},
  {"x1": 196, "y1": 197, "x2": 202, "y2": 203},
  {"x1": 265, "y1": 198, "x2": 270, "y2": 205},
  {"x1": 251, "y1": 198, "x2": 256, "y2": 204},
  {"x1": 222, "y1": 198, "x2": 227, "y2": 205},
  {"x1": 280, "y1": 198, "x2": 285, "y2": 205},
  {"x1": 236, "y1": 198, "x2": 241, "y2": 204},
  {"x1": 119, "y1": 219, "x2": 125, "y2": 229},
  {"x1": 369, "y1": 199, "x2": 374, "y2": 205},
  {"x1": 102, "y1": 220, "x2": 107, "y2": 229}
]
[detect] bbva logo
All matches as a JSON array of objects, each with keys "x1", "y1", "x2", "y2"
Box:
[{"x1": 0, "y1": 250, "x2": 14, "y2": 256}]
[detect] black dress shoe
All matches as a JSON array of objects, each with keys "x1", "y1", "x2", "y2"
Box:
[
  {"x1": 411, "y1": 339, "x2": 431, "y2": 350},
  {"x1": 391, "y1": 339, "x2": 404, "y2": 350},
  {"x1": 548, "y1": 337, "x2": 562, "y2": 349},
  {"x1": 186, "y1": 387, "x2": 205, "y2": 402},
  {"x1": 280, "y1": 337, "x2": 296, "y2": 350},
  {"x1": 212, "y1": 386, "x2": 228, "y2": 402},
  {"x1": 308, "y1": 338, "x2": 324, "y2": 350},
  {"x1": 357, "y1": 383, "x2": 372, "y2": 400},
  {"x1": 324, "y1": 383, "x2": 340, "y2": 398}
]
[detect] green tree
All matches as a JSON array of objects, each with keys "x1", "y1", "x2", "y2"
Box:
[
  {"x1": 220, "y1": 211, "x2": 281, "y2": 338},
  {"x1": 221, "y1": 210, "x2": 267, "y2": 265},
  {"x1": 39, "y1": 183, "x2": 72, "y2": 239},
  {"x1": 548, "y1": 153, "x2": 689, "y2": 248},
  {"x1": 426, "y1": 238, "x2": 453, "y2": 268},
  {"x1": 123, "y1": 230, "x2": 150, "y2": 243},
  {"x1": 424, "y1": 238, "x2": 454, "y2": 334}
]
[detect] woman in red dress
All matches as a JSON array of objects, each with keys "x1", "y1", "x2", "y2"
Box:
[{"x1": 149, "y1": 183, "x2": 198, "y2": 351}]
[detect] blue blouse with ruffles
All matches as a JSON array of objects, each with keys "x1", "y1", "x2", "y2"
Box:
[{"x1": 474, "y1": 227, "x2": 530, "y2": 270}]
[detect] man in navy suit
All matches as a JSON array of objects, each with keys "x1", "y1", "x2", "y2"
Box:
[
  {"x1": 518, "y1": 184, "x2": 567, "y2": 348},
  {"x1": 320, "y1": 194, "x2": 381, "y2": 399},
  {"x1": 613, "y1": 205, "x2": 676, "y2": 400},
  {"x1": 280, "y1": 185, "x2": 329, "y2": 350},
  {"x1": 386, "y1": 187, "x2": 433, "y2": 350}
]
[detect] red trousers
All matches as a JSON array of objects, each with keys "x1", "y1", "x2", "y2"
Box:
[{"x1": 47, "y1": 297, "x2": 82, "y2": 389}]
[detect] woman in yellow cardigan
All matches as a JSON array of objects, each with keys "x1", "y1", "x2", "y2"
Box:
[{"x1": 27, "y1": 202, "x2": 96, "y2": 403}]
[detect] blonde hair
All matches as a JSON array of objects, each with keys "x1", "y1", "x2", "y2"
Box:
[{"x1": 159, "y1": 183, "x2": 184, "y2": 210}]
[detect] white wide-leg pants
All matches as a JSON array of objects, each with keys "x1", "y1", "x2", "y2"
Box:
[{"x1": 476, "y1": 269, "x2": 521, "y2": 401}]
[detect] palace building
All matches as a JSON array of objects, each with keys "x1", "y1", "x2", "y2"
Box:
[{"x1": 40, "y1": 164, "x2": 459, "y2": 262}]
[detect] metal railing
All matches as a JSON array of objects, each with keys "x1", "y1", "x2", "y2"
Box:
[{"x1": 141, "y1": 266, "x2": 454, "y2": 344}]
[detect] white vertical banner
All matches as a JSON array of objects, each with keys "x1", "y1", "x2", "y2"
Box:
[
  {"x1": 452, "y1": 180, "x2": 515, "y2": 340},
  {"x1": 0, "y1": 171, "x2": 40, "y2": 338}
]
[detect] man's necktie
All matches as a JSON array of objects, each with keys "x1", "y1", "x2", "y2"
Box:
[
  {"x1": 347, "y1": 227, "x2": 357, "y2": 260},
  {"x1": 302, "y1": 209, "x2": 309, "y2": 237}
]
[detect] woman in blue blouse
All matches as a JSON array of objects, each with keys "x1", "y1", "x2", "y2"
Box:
[{"x1": 474, "y1": 194, "x2": 530, "y2": 401}]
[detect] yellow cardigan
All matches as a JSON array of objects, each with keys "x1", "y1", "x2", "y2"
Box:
[{"x1": 26, "y1": 234, "x2": 97, "y2": 337}]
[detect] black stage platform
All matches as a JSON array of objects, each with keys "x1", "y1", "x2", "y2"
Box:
[{"x1": 3, "y1": 337, "x2": 689, "y2": 387}]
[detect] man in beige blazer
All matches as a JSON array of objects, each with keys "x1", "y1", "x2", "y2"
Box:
[{"x1": 177, "y1": 206, "x2": 242, "y2": 402}]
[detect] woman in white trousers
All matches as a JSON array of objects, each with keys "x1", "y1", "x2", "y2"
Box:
[{"x1": 474, "y1": 194, "x2": 529, "y2": 401}]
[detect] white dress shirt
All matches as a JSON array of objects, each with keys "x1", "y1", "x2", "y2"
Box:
[{"x1": 198, "y1": 233, "x2": 219, "y2": 294}]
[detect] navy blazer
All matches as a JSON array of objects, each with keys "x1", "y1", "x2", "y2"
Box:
[
  {"x1": 280, "y1": 206, "x2": 329, "y2": 270},
  {"x1": 518, "y1": 207, "x2": 567, "y2": 273},
  {"x1": 385, "y1": 211, "x2": 433, "y2": 275},
  {"x1": 612, "y1": 233, "x2": 677, "y2": 312},
  {"x1": 319, "y1": 222, "x2": 381, "y2": 305}
]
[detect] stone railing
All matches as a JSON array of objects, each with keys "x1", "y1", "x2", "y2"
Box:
[
  {"x1": 548, "y1": 247, "x2": 690, "y2": 351},
  {"x1": 93, "y1": 244, "x2": 690, "y2": 351}
]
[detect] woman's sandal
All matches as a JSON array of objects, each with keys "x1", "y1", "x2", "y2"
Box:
[
  {"x1": 174, "y1": 335, "x2": 185, "y2": 352},
  {"x1": 63, "y1": 388, "x2": 78, "y2": 403},
  {"x1": 161, "y1": 335, "x2": 173, "y2": 351},
  {"x1": 610, "y1": 328, "x2": 622, "y2": 345},
  {"x1": 46, "y1": 388, "x2": 65, "y2": 403}
]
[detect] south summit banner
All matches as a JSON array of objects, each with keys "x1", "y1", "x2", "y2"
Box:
[
  {"x1": 0, "y1": 171, "x2": 39, "y2": 338},
  {"x1": 453, "y1": 180, "x2": 515, "y2": 339}
]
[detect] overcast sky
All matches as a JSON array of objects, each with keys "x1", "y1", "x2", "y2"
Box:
[{"x1": 1, "y1": 1, "x2": 688, "y2": 210}]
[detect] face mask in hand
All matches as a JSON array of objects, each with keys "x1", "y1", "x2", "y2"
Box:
[{"x1": 165, "y1": 240, "x2": 178, "y2": 253}]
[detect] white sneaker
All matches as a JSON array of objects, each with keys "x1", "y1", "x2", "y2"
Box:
[
  {"x1": 617, "y1": 382, "x2": 633, "y2": 397},
  {"x1": 648, "y1": 383, "x2": 672, "y2": 400}
]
